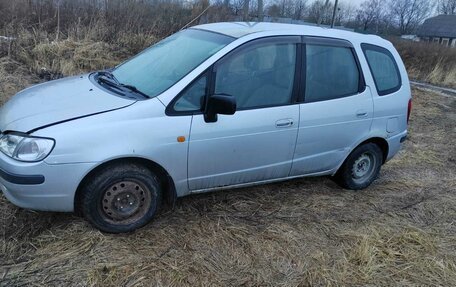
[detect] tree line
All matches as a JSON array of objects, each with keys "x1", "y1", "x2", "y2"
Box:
[
  {"x1": 0, "y1": 0, "x2": 453, "y2": 39},
  {"x1": 259, "y1": 0, "x2": 454, "y2": 34}
]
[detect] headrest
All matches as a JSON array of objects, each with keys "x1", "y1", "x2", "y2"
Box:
[{"x1": 244, "y1": 49, "x2": 260, "y2": 71}]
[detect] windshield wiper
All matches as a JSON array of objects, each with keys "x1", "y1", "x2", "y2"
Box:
[
  {"x1": 97, "y1": 70, "x2": 119, "y2": 84},
  {"x1": 97, "y1": 74, "x2": 119, "y2": 88},
  {"x1": 119, "y1": 84, "x2": 150, "y2": 99},
  {"x1": 97, "y1": 74, "x2": 150, "y2": 99}
]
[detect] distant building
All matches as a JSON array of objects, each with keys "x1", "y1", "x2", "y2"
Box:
[
  {"x1": 400, "y1": 35, "x2": 419, "y2": 42},
  {"x1": 417, "y1": 15, "x2": 456, "y2": 48}
]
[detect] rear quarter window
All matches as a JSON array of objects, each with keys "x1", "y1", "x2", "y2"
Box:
[{"x1": 361, "y1": 43, "x2": 401, "y2": 96}]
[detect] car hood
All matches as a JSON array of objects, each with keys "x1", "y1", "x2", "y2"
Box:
[{"x1": 0, "y1": 74, "x2": 135, "y2": 133}]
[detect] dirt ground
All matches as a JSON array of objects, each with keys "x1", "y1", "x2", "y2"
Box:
[{"x1": 0, "y1": 78, "x2": 455, "y2": 286}]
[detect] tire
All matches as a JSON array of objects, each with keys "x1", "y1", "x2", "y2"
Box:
[
  {"x1": 80, "y1": 163, "x2": 162, "y2": 233},
  {"x1": 335, "y1": 143, "x2": 383, "y2": 190}
]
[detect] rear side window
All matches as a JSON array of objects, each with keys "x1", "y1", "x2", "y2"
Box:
[
  {"x1": 361, "y1": 43, "x2": 401, "y2": 96},
  {"x1": 305, "y1": 45, "x2": 360, "y2": 103}
]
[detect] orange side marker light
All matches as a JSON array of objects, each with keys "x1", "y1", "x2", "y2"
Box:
[{"x1": 177, "y1": 136, "x2": 186, "y2": 143}]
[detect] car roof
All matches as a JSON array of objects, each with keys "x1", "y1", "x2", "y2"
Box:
[{"x1": 193, "y1": 22, "x2": 388, "y2": 46}]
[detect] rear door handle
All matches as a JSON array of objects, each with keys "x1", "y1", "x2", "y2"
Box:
[
  {"x1": 276, "y1": 119, "x2": 294, "y2": 128},
  {"x1": 356, "y1": 110, "x2": 368, "y2": 118}
]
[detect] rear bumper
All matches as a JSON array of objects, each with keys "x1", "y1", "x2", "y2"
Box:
[
  {"x1": 0, "y1": 153, "x2": 95, "y2": 212},
  {"x1": 386, "y1": 130, "x2": 407, "y2": 162}
]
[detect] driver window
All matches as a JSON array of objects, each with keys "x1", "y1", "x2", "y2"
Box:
[
  {"x1": 214, "y1": 42, "x2": 296, "y2": 110},
  {"x1": 173, "y1": 73, "x2": 207, "y2": 112}
]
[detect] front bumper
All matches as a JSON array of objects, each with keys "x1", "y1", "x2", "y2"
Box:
[
  {"x1": 0, "y1": 167, "x2": 45, "y2": 184},
  {"x1": 0, "y1": 152, "x2": 96, "y2": 212}
]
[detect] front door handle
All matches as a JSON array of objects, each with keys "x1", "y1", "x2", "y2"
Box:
[{"x1": 276, "y1": 119, "x2": 294, "y2": 128}]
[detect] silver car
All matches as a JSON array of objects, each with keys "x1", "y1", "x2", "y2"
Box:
[{"x1": 0, "y1": 23, "x2": 411, "y2": 233}]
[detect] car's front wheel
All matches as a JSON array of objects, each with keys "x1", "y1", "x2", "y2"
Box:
[
  {"x1": 80, "y1": 163, "x2": 161, "y2": 233},
  {"x1": 335, "y1": 143, "x2": 383, "y2": 190}
]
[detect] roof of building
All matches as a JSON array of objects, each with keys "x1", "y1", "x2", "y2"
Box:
[{"x1": 417, "y1": 15, "x2": 456, "y2": 38}]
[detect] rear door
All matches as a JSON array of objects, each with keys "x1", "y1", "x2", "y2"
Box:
[{"x1": 290, "y1": 37, "x2": 374, "y2": 176}]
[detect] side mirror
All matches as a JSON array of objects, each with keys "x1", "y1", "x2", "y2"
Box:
[{"x1": 204, "y1": 94, "x2": 236, "y2": 123}]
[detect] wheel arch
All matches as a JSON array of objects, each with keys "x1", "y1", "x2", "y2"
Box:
[
  {"x1": 74, "y1": 157, "x2": 177, "y2": 215},
  {"x1": 334, "y1": 136, "x2": 389, "y2": 176}
]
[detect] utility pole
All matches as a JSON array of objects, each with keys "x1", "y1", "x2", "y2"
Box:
[
  {"x1": 331, "y1": 0, "x2": 339, "y2": 28},
  {"x1": 243, "y1": 0, "x2": 250, "y2": 21},
  {"x1": 258, "y1": 0, "x2": 264, "y2": 22},
  {"x1": 56, "y1": 0, "x2": 60, "y2": 41}
]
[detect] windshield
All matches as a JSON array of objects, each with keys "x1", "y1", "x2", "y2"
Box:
[{"x1": 112, "y1": 29, "x2": 234, "y2": 98}]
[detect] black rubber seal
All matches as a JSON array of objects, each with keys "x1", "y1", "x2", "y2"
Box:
[{"x1": 0, "y1": 167, "x2": 45, "y2": 185}]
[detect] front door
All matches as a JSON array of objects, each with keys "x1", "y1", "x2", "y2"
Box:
[{"x1": 186, "y1": 37, "x2": 301, "y2": 191}]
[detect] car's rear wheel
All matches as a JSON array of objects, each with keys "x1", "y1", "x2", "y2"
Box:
[
  {"x1": 335, "y1": 143, "x2": 383, "y2": 190},
  {"x1": 80, "y1": 163, "x2": 161, "y2": 233}
]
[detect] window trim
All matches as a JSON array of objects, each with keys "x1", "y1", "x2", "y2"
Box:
[
  {"x1": 303, "y1": 36, "x2": 355, "y2": 48},
  {"x1": 300, "y1": 37, "x2": 366, "y2": 103},
  {"x1": 167, "y1": 36, "x2": 302, "y2": 116},
  {"x1": 361, "y1": 43, "x2": 402, "y2": 96},
  {"x1": 165, "y1": 69, "x2": 210, "y2": 116}
]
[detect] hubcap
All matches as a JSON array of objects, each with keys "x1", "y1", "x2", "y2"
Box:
[
  {"x1": 100, "y1": 180, "x2": 151, "y2": 225},
  {"x1": 351, "y1": 152, "x2": 376, "y2": 184}
]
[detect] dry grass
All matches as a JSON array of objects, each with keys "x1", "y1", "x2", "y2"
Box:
[
  {"x1": 0, "y1": 62, "x2": 455, "y2": 286},
  {"x1": 0, "y1": 57, "x2": 39, "y2": 105},
  {"x1": 392, "y1": 39, "x2": 456, "y2": 89},
  {"x1": 5, "y1": 28, "x2": 158, "y2": 80}
]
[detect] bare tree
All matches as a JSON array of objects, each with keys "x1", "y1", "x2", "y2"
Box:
[
  {"x1": 318, "y1": 0, "x2": 331, "y2": 24},
  {"x1": 279, "y1": 0, "x2": 296, "y2": 18},
  {"x1": 308, "y1": 0, "x2": 333, "y2": 25},
  {"x1": 438, "y1": 0, "x2": 456, "y2": 14},
  {"x1": 267, "y1": 3, "x2": 281, "y2": 17},
  {"x1": 293, "y1": 0, "x2": 308, "y2": 20},
  {"x1": 337, "y1": 2, "x2": 357, "y2": 25},
  {"x1": 231, "y1": 0, "x2": 244, "y2": 15},
  {"x1": 265, "y1": 0, "x2": 295, "y2": 18},
  {"x1": 389, "y1": 0, "x2": 433, "y2": 34},
  {"x1": 356, "y1": 0, "x2": 384, "y2": 32}
]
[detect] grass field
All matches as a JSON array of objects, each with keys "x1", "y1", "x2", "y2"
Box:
[
  {"x1": 392, "y1": 39, "x2": 456, "y2": 89},
  {"x1": 0, "y1": 67, "x2": 455, "y2": 285}
]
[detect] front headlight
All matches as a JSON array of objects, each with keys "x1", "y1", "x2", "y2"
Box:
[{"x1": 0, "y1": 133, "x2": 55, "y2": 162}]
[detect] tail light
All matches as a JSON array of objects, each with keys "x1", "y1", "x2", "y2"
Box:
[{"x1": 407, "y1": 98, "x2": 412, "y2": 124}]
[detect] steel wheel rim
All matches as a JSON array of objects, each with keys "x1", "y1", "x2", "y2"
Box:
[
  {"x1": 351, "y1": 152, "x2": 376, "y2": 184},
  {"x1": 99, "y1": 180, "x2": 152, "y2": 225}
]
